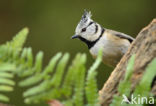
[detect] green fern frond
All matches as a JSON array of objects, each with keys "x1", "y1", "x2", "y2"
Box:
[
  {"x1": 0, "y1": 63, "x2": 16, "y2": 72},
  {"x1": 72, "y1": 54, "x2": 86, "y2": 106},
  {"x1": 0, "y1": 63, "x2": 16, "y2": 102},
  {"x1": 0, "y1": 27, "x2": 102, "y2": 106},
  {"x1": 0, "y1": 72, "x2": 14, "y2": 78},
  {"x1": 9, "y1": 27, "x2": 29, "y2": 50},
  {"x1": 85, "y1": 49, "x2": 102, "y2": 106},
  {"x1": 18, "y1": 51, "x2": 44, "y2": 87},
  {"x1": 111, "y1": 56, "x2": 156, "y2": 106},
  {"x1": 62, "y1": 53, "x2": 86, "y2": 102},
  {"x1": 19, "y1": 53, "x2": 86, "y2": 104},
  {"x1": 0, "y1": 94, "x2": 9, "y2": 102},
  {"x1": 110, "y1": 55, "x2": 135, "y2": 106},
  {"x1": 50, "y1": 53, "x2": 70, "y2": 88},
  {"x1": 0, "y1": 28, "x2": 29, "y2": 102},
  {"x1": 134, "y1": 58, "x2": 156, "y2": 97}
]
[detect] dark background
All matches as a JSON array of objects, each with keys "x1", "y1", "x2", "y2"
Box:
[{"x1": 0, "y1": 0, "x2": 155, "y2": 106}]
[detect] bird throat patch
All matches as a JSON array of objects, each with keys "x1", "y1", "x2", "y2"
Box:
[{"x1": 79, "y1": 28, "x2": 105, "y2": 49}]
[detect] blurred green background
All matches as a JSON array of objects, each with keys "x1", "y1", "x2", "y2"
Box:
[{"x1": 0, "y1": 0, "x2": 155, "y2": 106}]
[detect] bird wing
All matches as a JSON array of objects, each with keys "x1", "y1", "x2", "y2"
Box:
[{"x1": 107, "y1": 29, "x2": 135, "y2": 43}]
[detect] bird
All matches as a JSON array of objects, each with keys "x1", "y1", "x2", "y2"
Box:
[{"x1": 71, "y1": 10, "x2": 134, "y2": 67}]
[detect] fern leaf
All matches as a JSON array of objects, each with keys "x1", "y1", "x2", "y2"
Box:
[
  {"x1": 111, "y1": 55, "x2": 135, "y2": 106},
  {"x1": 118, "y1": 55, "x2": 135, "y2": 95},
  {"x1": 25, "y1": 53, "x2": 83, "y2": 104},
  {"x1": 21, "y1": 53, "x2": 69, "y2": 103},
  {"x1": 9, "y1": 27, "x2": 29, "y2": 50},
  {"x1": 17, "y1": 48, "x2": 34, "y2": 77},
  {"x1": 62, "y1": 54, "x2": 82, "y2": 98},
  {"x1": 23, "y1": 80, "x2": 49, "y2": 97},
  {"x1": 73, "y1": 54, "x2": 86, "y2": 106},
  {"x1": 0, "y1": 63, "x2": 16, "y2": 72},
  {"x1": 61, "y1": 66, "x2": 75, "y2": 98},
  {"x1": 0, "y1": 72, "x2": 14, "y2": 78},
  {"x1": 26, "y1": 47, "x2": 33, "y2": 68},
  {"x1": 50, "y1": 53, "x2": 70, "y2": 87},
  {"x1": 16, "y1": 48, "x2": 29, "y2": 76},
  {"x1": 0, "y1": 78, "x2": 15, "y2": 86},
  {"x1": 42, "y1": 52, "x2": 62, "y2": 77},
  {"x1": 34, "y1": 51, "x2": 43, "y2": 73},
  {"x1": 19, "y1": 74, "x2": 43, "y2": 87},
  {"x1": 0, "y1": 94, "x2": 9, "y2": 102},
  {"x1": 134, "y1": 58, "x2": 156, "y2": 97},
  {"x1": 0, "y1": 85, "x2": 13, "y2": 92},
  {"x1": 85, "y1": 49, "x2": 102, "y2": 106},
  {"x1": 124, "y1": 55, "x2": 135, "y2": 81}
]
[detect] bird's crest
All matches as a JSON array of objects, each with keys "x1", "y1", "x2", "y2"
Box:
[
  {"x1": 81, "y1": 10, "x2": 92, "y2": 20},
  {"x1": 79, "y1": 10, "x2": 92, "y2": 25}
]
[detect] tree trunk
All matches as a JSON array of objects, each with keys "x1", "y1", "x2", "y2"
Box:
[{"x1": 99, "y1": 19, "x2": 156, "y2": 106}]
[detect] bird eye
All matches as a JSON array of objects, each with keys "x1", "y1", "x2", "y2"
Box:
[{"x1": 81, "y1": 28, "x2": 86, "y2": 32}]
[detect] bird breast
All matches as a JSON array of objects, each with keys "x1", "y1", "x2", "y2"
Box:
[{"x1": 89, "y1": 32, "x2": 131, "y2": 67}]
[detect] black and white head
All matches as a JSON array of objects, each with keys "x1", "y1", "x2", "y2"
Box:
[{"x1": 72, "y1": 10, "x2": 103, "y2": 44}]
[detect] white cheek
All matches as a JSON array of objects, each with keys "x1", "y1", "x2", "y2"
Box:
[
  {"x1": 88, "y1": 25, "x2": 101, "y2": 41},
  {"x1": 89, "y1": 27, "x2": 95, "y2": 34}
]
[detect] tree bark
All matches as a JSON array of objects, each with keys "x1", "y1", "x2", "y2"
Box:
[{"x1": 99, "y1": 19, "x2": 156, "y2": 106}]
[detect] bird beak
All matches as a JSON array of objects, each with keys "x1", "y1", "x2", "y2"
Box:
[{"x1": 71, "y1": 35, "x2": 79, "y2": 39}]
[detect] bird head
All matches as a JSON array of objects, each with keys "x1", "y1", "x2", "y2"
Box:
[{"x1": 72, "y1": 10, "x2": 101, "y2": 42}]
